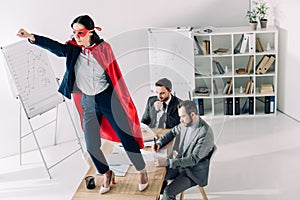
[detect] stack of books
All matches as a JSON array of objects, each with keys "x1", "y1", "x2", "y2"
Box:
[
  {"x1": 213, "y1": 60, "x2": 225, "y2": 75},
  {"x1": 194, "y1": 37, "x2": 210, "y2": 55},
  {"x1": 194, "y1": 87, "x2": 210, "y2": 96},
  {"x1": 213, "y1": 48, "x2": 230, "y2": 55},
  {"x1": 222, "y1": 79, "x2": 233, "y2": 95},
  {"x1": 260, "y1": 84, "x2": 274, "y2": 94}
]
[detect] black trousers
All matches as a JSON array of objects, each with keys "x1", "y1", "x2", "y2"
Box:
[{"x1": 81, "y1": 86, "x2": 145, "y2": 174}]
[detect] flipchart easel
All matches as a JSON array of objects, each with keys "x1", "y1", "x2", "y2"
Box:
[{"x1": 1, "y1": 40, "x2": 84, "y2": 179}]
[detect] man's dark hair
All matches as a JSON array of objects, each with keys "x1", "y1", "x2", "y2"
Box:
[
  {"x1": 71, "y1": 15, "x2": 103, "y2": 44},
  {"x1": 178, "y1": 100, "x2": 198, "y2": 115},
  {"x1": 155, "y1": 78, "x2": 172, "y2": 91}
]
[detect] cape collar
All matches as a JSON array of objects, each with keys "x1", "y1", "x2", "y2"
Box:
[{"x1": 66, "y1": 40, "x2": 98, "y2": 65}]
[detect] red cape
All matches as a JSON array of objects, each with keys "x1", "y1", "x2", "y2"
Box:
[{"x1": 70, "y1": 41, "x2": 144, "y2": 148}]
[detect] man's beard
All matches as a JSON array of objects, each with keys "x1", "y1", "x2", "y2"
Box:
[{"x1": 185, "y1": 114, "x2": 193, "y2": 127}]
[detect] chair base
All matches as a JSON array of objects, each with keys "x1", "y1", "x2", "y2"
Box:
[{"x1": 180, "y1": 186, "x2": 208, "y2": 200}]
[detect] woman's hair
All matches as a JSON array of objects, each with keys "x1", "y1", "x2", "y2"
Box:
[
  {"x1": 71, "y1": 15, "x2": 102, "y2": 44},
  {"x1": 178, "y1": 100, "x2": 198, "y2": 115}
]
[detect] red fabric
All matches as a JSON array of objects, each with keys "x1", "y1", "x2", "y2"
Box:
[{"x1": 69, "y1": 40, "x2": 144, "y2": 148}]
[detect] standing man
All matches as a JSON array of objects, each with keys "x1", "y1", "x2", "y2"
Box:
[
  {"x1": 141, "y1": 78, "x2": 182, "y2": 129},
  {"x1": 153, "y1": 100, "x2": 215, "y2": 200}
]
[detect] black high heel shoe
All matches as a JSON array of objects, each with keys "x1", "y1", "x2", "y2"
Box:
[{"x1": 99, "y1": 170, "x2": 115, "y2": 194}]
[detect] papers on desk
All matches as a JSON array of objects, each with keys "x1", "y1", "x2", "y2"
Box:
[
  {"x1": 106, "y1": 144, "x2": 132, "y2": 177},
  {"x1": 140, "y1": 123, "x2": 156, "y2": 141},
  {"x1": 107, "y1": 144, "x2": 132, "y2": 165},
  {"x1": 106, "y1": 142, "x2": 168, "y2": 176},
  {"x1": 109, "y1": 164, "x2": 130, "y2": 177},
  {"x1": 141, "y1": 148, "x2": 167, "y2": 162}
]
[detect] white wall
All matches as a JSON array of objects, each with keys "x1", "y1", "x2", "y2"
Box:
[
  {"x1": 0, "y1": 0, "x2": 251, "y2": 158},
  {"x1": 271, "y1": 0, "x2": 300, "y2": 121}
]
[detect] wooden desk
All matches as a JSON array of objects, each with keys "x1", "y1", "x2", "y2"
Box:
[{"x1": 72, "y1": 129, "x2": 170, "y2": 200}]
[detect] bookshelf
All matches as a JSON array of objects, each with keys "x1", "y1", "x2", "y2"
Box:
[{"x1": 193, "y1": 26, "x2": 278, "y2": 117}]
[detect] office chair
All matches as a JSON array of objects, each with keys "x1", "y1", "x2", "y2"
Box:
[
  {"x1": 179, "y1": 146, "x2": 217, "y2": 200},
  {"x1": 180, "y1": 186, "x2": 208, "y2": 200}
]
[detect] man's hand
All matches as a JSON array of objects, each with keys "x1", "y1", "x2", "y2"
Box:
[
  {"x1": 155, "y1": 157, "x2": 168, "y2": 167},
  {"x1": 153, "y1": 101, "x2": 163, "y2": 111},
  {"x1": 152, "y1": 143, "x2": 161, "y2": 152}
]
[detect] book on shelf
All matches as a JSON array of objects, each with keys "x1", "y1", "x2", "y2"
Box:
[
  {"x1": 203, "y1": 40, "x2": 210, "y2": 55},
  {"x1": 270, "y1": 96, "x2": 275, "y2": 113},
  {"x1": 222, "y1": 80, "x2": 230, "y2": 94},
  {"x1": 244, "y1": 80, "x2": 251, "y2": 94},
  {"x1": 236, "y1": 68, "x2": 246, "y2": 74},
  {"x1": 194, "y1": 68, "x2": 211, "y2": 76},
  {"x1": 241, "y1": 98, "x2": 249, "y2": 114},
  {"x1": 216, "y1": 61, "x2": 225, "y2": 74},
  {"x1": 224, "y1": 97, "x2": 233, "y2": 115},
  {"x1": 213, "y1": 80, "x2": 218, "y2": 94},
  {"x1": 213, "y1": 48, "x2": 230, "y2": 54},
  {"x1": 240, "y1": 33, "x2": 249, "y2": 53},
  {"x1": 198, "y1": 98, "x2": 204, "y2": 115},
  {"x1": 212, "y1": 61, "x2": 218, "y2": 74},
  {"x1": 235, "y1": 97, "x2": 240, "y2": 115},
  {"x1": 265, "y1": 96, "x2": 270, "y2": 114},
  {"x1": 234, "y1": 35, "x2": 243, "y2": 54},
  {"x1": 248, "y1": 33, "x2": 255, "y2": 53},
  {"x1": 249, "y1": 80, "x2": 254, "y2": 94},
  {"x1": 256, "y1": 37, "x2": 264, "y2": 52},
  {"x1": 228, "y1": 98, "x2": 233, "y2": 115},
  {"x1": 193, "y1": 98, "x2": 204, "y2": 116},
  {"x1": 194, "y1": 87, "x2": 210, "y2": 96},
  {"x1": 247, "y1": 55, "x2": 254, "y2": 74},
  {"x1": 260, "y1": 55, "x2": 275, "y2": 74},
  {"x1": 224, "y1": 98, "x2": 228, "y2": 115},
  {"x1": 256, "y1": 55, "x2": 269, "y2": 74},
  {"x1": 260, "y1": 84, "x2": 274, "y2": 94},
  {"x1": 213, "y1": 60, "x2": 225, "y2": 75},
  {"x1": 227, "y1": 79, "x2": 233, "y2": 95},
  {"x1": 193, "y1": 98, "x2": 200, "y2": 114},
  {"x1": 249, "y1": 97, "x2": 254, "y2": 114},
  {"x1": 194, "y1": 36, "x2": 205, "y2": 55}
]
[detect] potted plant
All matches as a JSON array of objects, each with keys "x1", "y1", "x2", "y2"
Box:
[
  {"x1": 255, "y1": 1, "x2": 269, "y2": 28},
  {"x1": 246, "y1": 9, "x2": 258, "y2": 30}
]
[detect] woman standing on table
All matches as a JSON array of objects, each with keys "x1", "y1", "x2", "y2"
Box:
[{"x1": 17, "y1": 14, "x2": 148, "y2": 194}]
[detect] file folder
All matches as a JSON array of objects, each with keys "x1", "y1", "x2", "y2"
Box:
[
  {"x1": 248, "y1": 33, "x2": 255, "y2": 53},
  {"x1": 240, "y1": 34, "x2": 249, "y2": 53}
]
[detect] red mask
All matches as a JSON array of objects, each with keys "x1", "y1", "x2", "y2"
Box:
[{"x1": 73, "y1": 28, "x2": 90, "y2": 37}]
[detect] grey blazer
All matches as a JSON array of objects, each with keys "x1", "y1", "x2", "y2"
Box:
[{"x1": 158, "y1": 118, "x2": 215, "y2": 186}]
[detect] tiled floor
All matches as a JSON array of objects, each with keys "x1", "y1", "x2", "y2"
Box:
[{"x1": 0, "y1": 112, "x2": 299, "y2": 200}]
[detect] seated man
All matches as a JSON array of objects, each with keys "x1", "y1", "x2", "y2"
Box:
[
  {"x1": 153, "y1": 100, "x2": 215, "y2": 200},
  {"x1": 141, "y1": 78, "x2": 182, "y2": 129}
]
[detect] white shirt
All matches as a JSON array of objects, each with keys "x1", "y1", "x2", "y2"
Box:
[
  {"x1": 74, "y1": 52, "x2": 109, "y2": 95},
  {"x1": 155, "y1": 96, "x2": 172, "y2": 128}
]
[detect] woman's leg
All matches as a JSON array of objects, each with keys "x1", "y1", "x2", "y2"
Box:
[
  {"x1": 95, "y1": 87, "x2": 146, "y2": 171},
  {"x1": 80, "y1": 94, "x2": 109, "y2": 174}
]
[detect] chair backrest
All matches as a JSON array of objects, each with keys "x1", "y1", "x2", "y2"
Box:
[
  {"x1": 202, "y1": 145, "x2": 217, "y2": 162},
  {"x1": 179, "y1": 146, "x2": 216, "y2": 200}
]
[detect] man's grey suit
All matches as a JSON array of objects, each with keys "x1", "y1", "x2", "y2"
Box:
[{"x1": 158, "y1": 118, "x2": 215, "y2": 200}]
